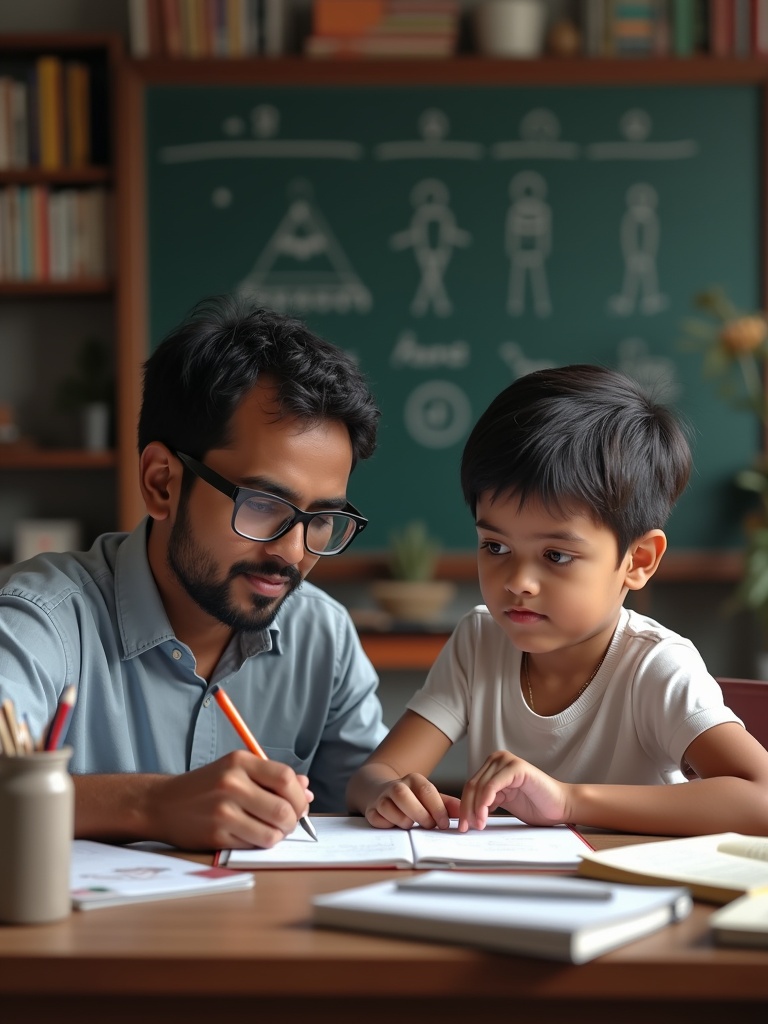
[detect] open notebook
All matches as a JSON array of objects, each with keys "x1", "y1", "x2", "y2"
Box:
[{"x1": 219, "y1": 815, "x2": 592, "y2": 870}]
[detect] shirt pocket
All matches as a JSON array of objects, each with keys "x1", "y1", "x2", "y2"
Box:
[{"x1": 261, "y1": 745, "x2": 311, "y2": 776}]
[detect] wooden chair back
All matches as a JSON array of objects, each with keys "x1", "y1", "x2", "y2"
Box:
[{"x1": 717, "y1": 677, "x2": 768, "y2": 750}]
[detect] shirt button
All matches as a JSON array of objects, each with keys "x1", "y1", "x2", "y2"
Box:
[
  {"x1": 172, "y1": 649, "x2": 182, "y2": 661},
  {"x1": 203, "y1": 697, "x2": 211, "y2": 708}
]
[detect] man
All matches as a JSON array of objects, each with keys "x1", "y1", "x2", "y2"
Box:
[{"x1": 0, "y1": 297, "x2": 387, "y2": 850}]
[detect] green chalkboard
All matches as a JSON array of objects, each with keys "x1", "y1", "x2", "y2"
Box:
[{"x1": 145, "y1": 83, "x2": 761, "y2": 553}]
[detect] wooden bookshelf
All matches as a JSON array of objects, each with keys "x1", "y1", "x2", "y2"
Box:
[
  {"x1": 0, "y1": 33, "x2": 122, "y2": 556},
  {"x1": 0, "y1": 448, "x2": 116, "y2": 469}
]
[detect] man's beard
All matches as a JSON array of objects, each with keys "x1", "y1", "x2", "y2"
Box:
[{"x1": 167, "y1": 498, "x2": 303, "y2": 632}]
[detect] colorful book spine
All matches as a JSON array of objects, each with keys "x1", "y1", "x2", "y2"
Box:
[{"x1": 36, "y1": 55, "x2": 64, "y2": 171}]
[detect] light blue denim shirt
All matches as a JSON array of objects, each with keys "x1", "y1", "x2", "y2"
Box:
[{"x1": 0, "y1": 519, "x2": 387, "y2": 811}]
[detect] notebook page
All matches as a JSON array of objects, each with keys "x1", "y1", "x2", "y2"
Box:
[
  {"x1": 409, "y1": 817, "x2": 588, "y2": 869},
  {"x1": 224, "y1": 816, "x2": 415, "y2": 868}
]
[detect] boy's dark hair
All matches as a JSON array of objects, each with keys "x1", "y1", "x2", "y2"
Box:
[
  {"x1": 138, "y1": 295, "x2": 379, "y2": 467},
  {"x1": 460, "y1": 364, "x2": 692, "y2": 557}
]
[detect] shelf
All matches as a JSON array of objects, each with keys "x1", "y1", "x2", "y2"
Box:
[
  {"x1": 0, "y1": 448, "x2": 116, "y2": 469},
  {"x1": 127, "y1": 55, "x2": 768, "y2": 87},
  {"x1": 0, "y1": 167, "x2": 111, "y2": 185},
  {"x1": 358, "y1": 631, "x2": 450, "y2": 672},
  {"x1": 0, "y1": 280, "x2": 113, "y2": 296},
  {"x1": 313, "y1": 551, "x2": 745, "y2": 585}
]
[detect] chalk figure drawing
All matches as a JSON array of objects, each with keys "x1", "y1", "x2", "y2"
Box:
[
  {"x1": 238, "y1": 181, "x2": 371, "y2": 314},
  {"x1": 609, "y1": 183, "x2": 667, "y2": 316},
  {"x1": 506, "y1": 171, "x2": 552, "y2": 317},
  {"x1": 390, "y1": 179, "x2": 471, "y2": 317},
  {"x1": 498, "y1": 342, "x2": 555, "y2": 378}
]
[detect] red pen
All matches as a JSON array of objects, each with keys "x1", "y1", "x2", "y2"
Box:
[
  {"x1": 210, "y1": 684, "x2": 317, "y2": 841},
  {"x1": 43, "y1": 684, "x2": 77, "y2": 751}
]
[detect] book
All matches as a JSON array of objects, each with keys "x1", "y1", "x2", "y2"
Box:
[
  {"x1": 312, "y1": 871, "x2": 692, "y2": 964},
  {"x1": 753, "y1": 0, "x2": 768, "y2": 56},
  {"x1": 70, "y1": 840, "x2": 254, "y2": 910},
  {"x1": 710, "y1": 891, "x2": 768, "y2": 948},
  {"x1": 36, "y1": 55, "x2": 64, "y2": 171},
  {"x1": 578, "y1": 833, "x2": 768, "y2": 904},
  {"x1": 220, "y1": 815, "x2": 593, "y2": 870}
]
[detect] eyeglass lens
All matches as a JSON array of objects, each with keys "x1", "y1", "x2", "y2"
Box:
[{"x1": 234, "y1": 493, "x2": 357, "y2": 554}]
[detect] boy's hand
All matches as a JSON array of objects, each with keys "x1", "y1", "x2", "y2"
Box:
[
  {"x1": 363, "y1": 774, "x2": 461, "y2": 830},
  {"x1": 459, "y1": 750, "x2": 572, "y2": 831}
]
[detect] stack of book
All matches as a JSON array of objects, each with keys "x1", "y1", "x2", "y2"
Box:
[
  {"x1": 127, "y1": 0, "x2": 290, "y2": 58},
  {"x1": 0, "y1": 185, "x2": 110, "y2": 283},
  {"x1": 609, "y1": 1, "x2": 665, "y2": 55},
  {"x1": 581, "y1": 0, "x2": 768, "y2": 59},
  {"x1": 304, "y1": 0, "x2": 461, "y2": 59},
  {"x1": 0, "y1": 56, "x2": 92, "y2": 171}
]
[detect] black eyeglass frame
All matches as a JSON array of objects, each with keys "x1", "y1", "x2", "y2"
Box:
[{"x1": 173, "y1": 450, "x2": 368, "y2": 556}]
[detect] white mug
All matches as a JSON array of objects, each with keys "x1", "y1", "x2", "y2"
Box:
[{"x1": 475, "y1": 0, "x2": 547, "y2": 58}]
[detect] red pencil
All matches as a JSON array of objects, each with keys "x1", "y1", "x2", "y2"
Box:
[
  {"x1": 210, "y1": 684, "x2": 317, "y2": 842},
  {"x1": 43, "y1": 684, "x2": 77, "y2": 751}
]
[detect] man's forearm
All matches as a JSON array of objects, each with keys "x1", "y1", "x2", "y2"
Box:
[{"x1": 73, "y1": 773, "x2": 166, "y2": 842}]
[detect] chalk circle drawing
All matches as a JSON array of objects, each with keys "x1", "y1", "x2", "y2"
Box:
[
  {"x1": 375, "y1": 108, "x2": 484, "y2": 161},
  {"x1": 404, "y1": 380, "x2": 472, "y2": 449},
  {"x1": 211, "y1": 186, "x2": 232, "y2": 208},
  {"x1": 498, "y1": 341, "x2": 556, "y2": 378},
  {"x1": 492, "y1": 109, "x2": 580, "y2": 161},
  {"x1": 609, "y1": 182, "x2": 668, "y2": 316},
  {"x1": 617, "y1": 337, "x2": 681, "y2": 401},
  {"x1": 390, "y1": 179, "x2": 472, "y2": 317},
  {"x1": 250, "y1": 103, "x2": 280, "y2": 138},
  {"x1": 223, "y1": 115, "x2": 246, "y2": 137},
  {"x1": 237, "y1": 180, "x2": 371, "y2": 314},
  {"x1": 506, "y1": 171, "x2": 552, "y2": 317}
]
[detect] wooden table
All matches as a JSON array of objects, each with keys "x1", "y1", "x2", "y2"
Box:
[{"x1": 1, "y1": 833, "x2": 766, "y2": 1024}]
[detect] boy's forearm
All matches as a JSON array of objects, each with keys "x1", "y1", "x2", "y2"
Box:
[{"x1": 569, "y1": 777, "x2": 768, "y2": 837}]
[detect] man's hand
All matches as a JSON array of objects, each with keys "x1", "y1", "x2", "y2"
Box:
[{"x1": 74, "y1": 752, "x2": 313, "y2": 850}]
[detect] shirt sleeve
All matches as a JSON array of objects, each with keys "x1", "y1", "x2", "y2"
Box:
[
  {"x1": 631, "y1": 639, "x2": 744, "y2": 770},
  {"x1": 0, "y1": 589, "x2": 72, "y2": 746},
  {"x1": 307, "y1": 611, "x2": 388, "y2": 813}
]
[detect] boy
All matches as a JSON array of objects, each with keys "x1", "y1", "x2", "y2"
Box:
[{"x1": 347, "y1": 364, "x2": 768, "y2": 836}]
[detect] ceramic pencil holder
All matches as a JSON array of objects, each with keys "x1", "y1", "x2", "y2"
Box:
[{"x1": 0, "y1": 747, "x2": 74, "y2": 924}]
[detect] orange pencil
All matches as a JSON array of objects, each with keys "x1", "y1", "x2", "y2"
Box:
[{"x1": 210, "y1": 684, "x2": 318, "y2": 842}]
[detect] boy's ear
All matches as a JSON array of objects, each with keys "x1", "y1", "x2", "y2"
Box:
[
  {"x1": 139, "y1": 443, "x2": 181, "y2": 522},
  {"x1": 624, "y1": 529, "x2": 667, "y2": 591}
]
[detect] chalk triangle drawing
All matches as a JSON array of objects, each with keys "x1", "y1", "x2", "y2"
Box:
[{"x1": 237, "y1": 183, "x2": 371, "y2": 314}]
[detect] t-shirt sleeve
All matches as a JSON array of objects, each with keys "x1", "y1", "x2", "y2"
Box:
[
  {"x1": 406, "y1": 608, "x2": 484, "y2": 744},
  {"x1": 632, "y1": 640, "x2": 744, "y2": 770}
]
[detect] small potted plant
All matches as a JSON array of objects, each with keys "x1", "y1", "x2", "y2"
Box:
[
  {"x1": 370, "y1": 520, "x2": 457, "y2": 624},
  {"x1": 57, "y1": 336, "x2": 114, "y2": 451}
]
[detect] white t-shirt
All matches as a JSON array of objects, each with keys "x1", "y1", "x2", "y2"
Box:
[{"x1": 407, "y1": 605, "x2": 743, "y2": 786}]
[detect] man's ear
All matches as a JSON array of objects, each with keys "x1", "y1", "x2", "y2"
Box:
[
  {"x1": 624, "y1": 529, "x2": 667, "y2": 591},
  {"x1": 139, "y1": 443, "x2": 181, "y2": 522}
]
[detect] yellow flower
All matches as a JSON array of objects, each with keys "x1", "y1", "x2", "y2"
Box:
[{"x1": 719, "y1": 316, "x2": 768, "y2": 356}]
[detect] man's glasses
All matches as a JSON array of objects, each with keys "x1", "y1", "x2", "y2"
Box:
[{"x1": 174, "y1": 451, "x2": 368, "y2": 556}]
